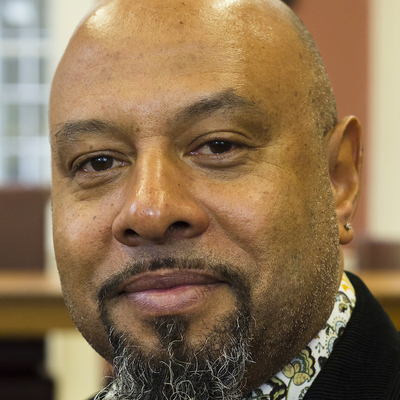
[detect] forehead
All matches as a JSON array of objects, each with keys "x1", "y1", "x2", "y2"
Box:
[{"x1": 50, "y1": 0, "x2": 310, "y2": 129}]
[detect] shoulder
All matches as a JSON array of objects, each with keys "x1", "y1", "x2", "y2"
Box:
[{"x1": 304, "y1": 272, "x2": 400, "y2": 399}]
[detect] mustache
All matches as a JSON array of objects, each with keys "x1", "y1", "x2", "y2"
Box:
[{"x1": 97, "y1": 257, "x2": 250, "y2": 308}]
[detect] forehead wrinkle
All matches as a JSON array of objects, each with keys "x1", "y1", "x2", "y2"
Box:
[{"x1": 172, "y1": 90, "x2": 266, "y2": 125}]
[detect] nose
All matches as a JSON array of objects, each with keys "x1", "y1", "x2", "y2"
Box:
[{"x1": 112, "y1": 152, "x2": 210, "y2": 246}]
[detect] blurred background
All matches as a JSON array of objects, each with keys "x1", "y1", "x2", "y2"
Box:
[{"x1": 0, "y1": 0, "x2": 399, "y2": 399}]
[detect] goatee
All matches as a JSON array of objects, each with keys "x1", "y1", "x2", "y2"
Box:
[
  {"x1": 103, "y1": 310, "x2": 251, "y2": 400},
  {"x1": 96, "y1": 258, "x2": 253, "y2": 400}
]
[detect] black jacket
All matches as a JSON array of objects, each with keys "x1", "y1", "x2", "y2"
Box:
[
  {"x1": 304, "y1": 272, "x2": 400, "y2": 399},
  {"x1": 89, "y1": 273, "x2": 400, "y2": 399}
]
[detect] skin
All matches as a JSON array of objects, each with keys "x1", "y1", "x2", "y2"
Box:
[{"x1": 50, "y1": 0, "x2": 362, "y2": 391}]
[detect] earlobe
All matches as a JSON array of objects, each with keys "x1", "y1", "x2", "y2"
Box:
[{"x1": 325, "y1": 116, "x2": 363, "y2": 245}]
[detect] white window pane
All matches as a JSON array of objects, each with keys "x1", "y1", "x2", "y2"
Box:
[{"x1": 0, "y1": 0, "x2": 50, "y2": 184}]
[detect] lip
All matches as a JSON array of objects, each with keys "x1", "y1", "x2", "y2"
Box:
[{"x1": 118, "y1": 270, "x2": 226, "y2": 316}]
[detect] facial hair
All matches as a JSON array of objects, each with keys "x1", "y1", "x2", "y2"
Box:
[{"x1": 96, "y1": 258, "x2": 253, "y2": 400}]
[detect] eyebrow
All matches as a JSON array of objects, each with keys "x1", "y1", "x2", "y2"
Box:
[
  {"x1": 173, "y1": 89, "x2": 264, "y2": 123},
  {"x1": 53, "y1": 119, "x2": 124, "y2": 144},
  {"x1": 52, "y1": 89, "x2": 265, "y2": 143}
]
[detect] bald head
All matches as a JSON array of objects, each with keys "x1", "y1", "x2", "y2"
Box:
[{"x1": 51, "y1": 0, "x2": 336, "y2": 139}]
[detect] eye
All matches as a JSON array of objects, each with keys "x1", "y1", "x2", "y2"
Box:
[
  {"x1": 79, "y1": 156, "x2": 125, "y2": 172},
  {"x1": 193, "y1": 140, "x2": 235, "y2": 155}
]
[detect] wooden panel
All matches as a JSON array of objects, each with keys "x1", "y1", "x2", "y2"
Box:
[
  {"x1": 0, "y1": 298, "x2": 74, "y2": 338},
  {"x1": 0, "y1": 188, "x2": 50, "y2": 271},
  {"x1": 0, "y1": 272, "x2": 74, "y2": 338},
  {"x1": 358, "y1": 270, "x2": 400, "y2": 330}
]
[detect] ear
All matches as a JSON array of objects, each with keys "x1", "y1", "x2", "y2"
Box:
[{"x1": 325, "y1": 116, "x2": 363, "y2": 245}]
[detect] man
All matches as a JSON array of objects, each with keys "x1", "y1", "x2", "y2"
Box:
[{"x1": 49, "y1": 0, "x2": 400, "y2": 399}]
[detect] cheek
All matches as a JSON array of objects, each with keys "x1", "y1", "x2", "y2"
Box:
[
  {"x1": 52, "y1": 198, "x2": 117, "y2": 288},
  {"x1": 204, "y1": 175, "x2": 307, "y2": 260},
  {"x1": 198, "y1": 166, "x2": 333, "y2": 305},
  {"x1": 52, "y1": 199, "x2": 118, "y2": 358}
]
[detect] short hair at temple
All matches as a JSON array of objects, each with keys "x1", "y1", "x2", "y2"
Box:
[{"x1": 283, "y1": 3, "x2": 338, "y2": 137}]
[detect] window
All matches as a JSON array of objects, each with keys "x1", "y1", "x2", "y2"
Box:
[{"x1": 0, "y1": 0, "x2": 51, "y2": 185}]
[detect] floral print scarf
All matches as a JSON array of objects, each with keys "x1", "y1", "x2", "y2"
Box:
[{"x1": 244, "y1": 272, "x2": 356, "y2": 400}]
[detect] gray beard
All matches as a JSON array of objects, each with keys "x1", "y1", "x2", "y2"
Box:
[{"x1": 100, "y1": 309, "x2": 252, "y2": 400}]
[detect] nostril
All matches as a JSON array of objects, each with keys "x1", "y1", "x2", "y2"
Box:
[
  {"x1": 168, "y1": 221, "x2": 190, "y2": 231},
  {"x1": 124, "y1": 228, "x2": 139, "y2": 238}
]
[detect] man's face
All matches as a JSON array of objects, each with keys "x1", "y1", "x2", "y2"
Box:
[{"x1": 50, "y1": 0, "x2": 340, "y2": 391}]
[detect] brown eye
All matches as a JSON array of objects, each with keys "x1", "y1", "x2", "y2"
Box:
[
  {"x1": 208, "y1": 141, "x2": 233, "y2": 154},
  {"x1": 80, "y1": 156, "x2": 121, "y2": 172},
  {"x1": 188, "y1": 138, "x2": 242, "y2": 158},
  {"x1": 89, "y1": 156, "x2": 114, "y2": 171}
]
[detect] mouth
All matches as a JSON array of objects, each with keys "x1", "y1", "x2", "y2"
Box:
[{"x1": 118, "y1": 270, "x2": 227, "y2": 316}]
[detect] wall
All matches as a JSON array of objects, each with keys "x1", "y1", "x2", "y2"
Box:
[{"x1": 368, "y1": 0, "x2": 400, "y2": 240}]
